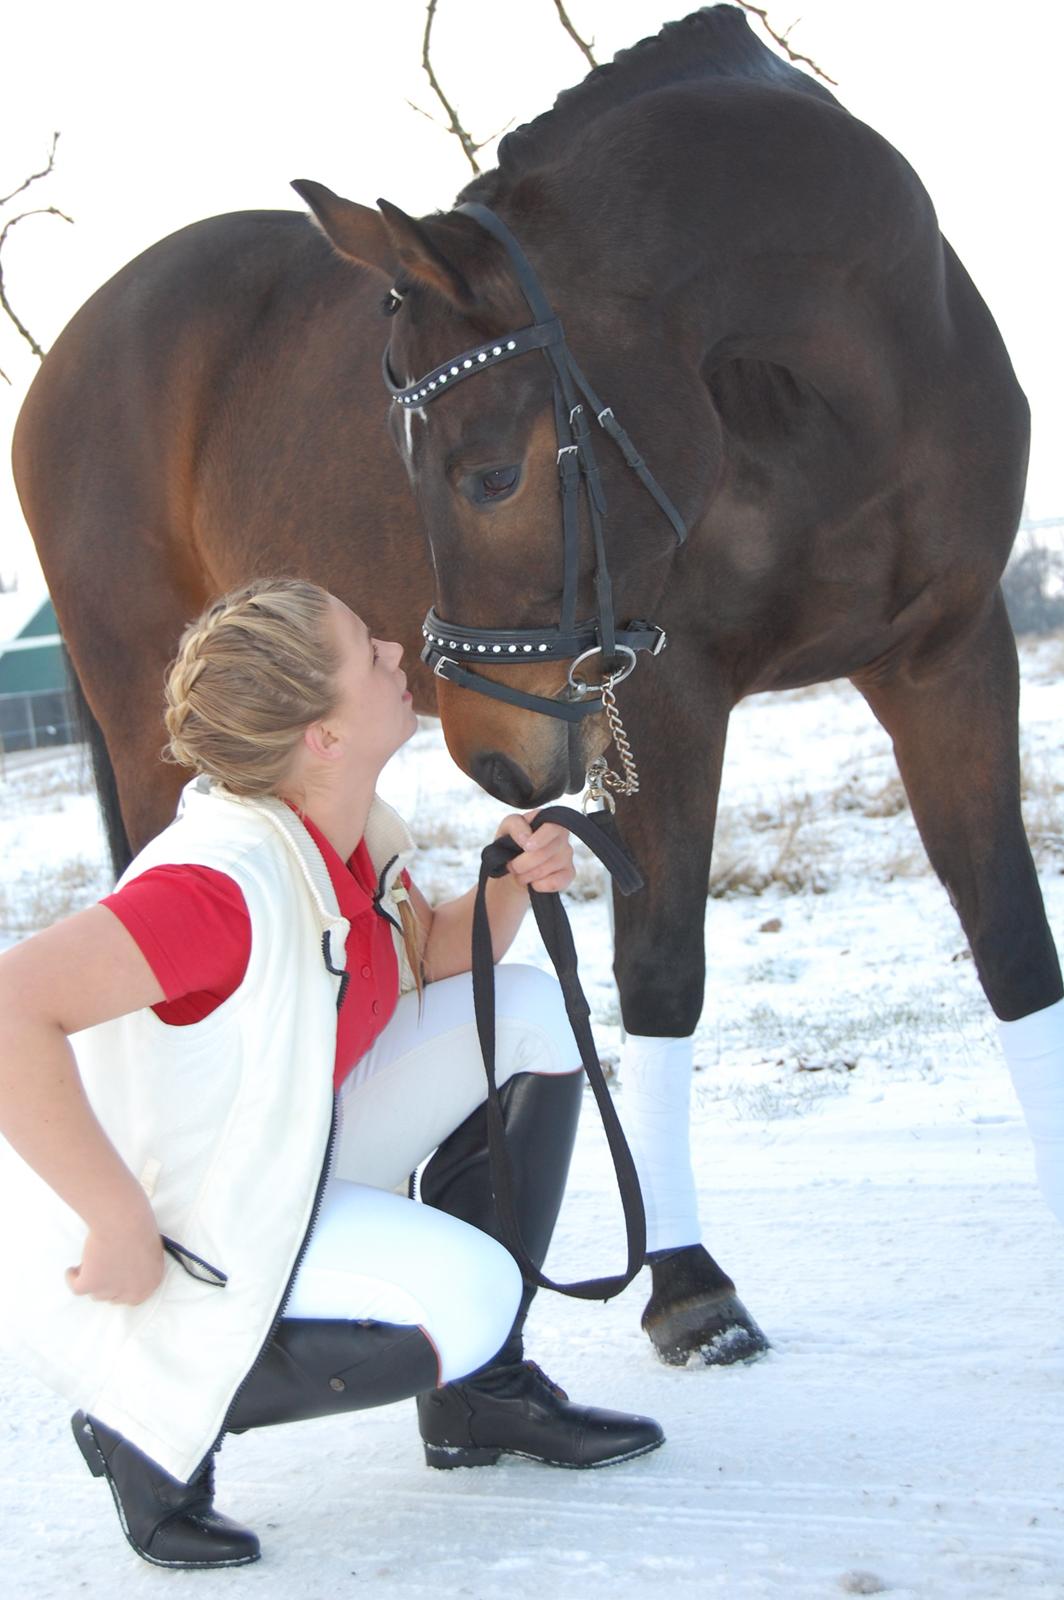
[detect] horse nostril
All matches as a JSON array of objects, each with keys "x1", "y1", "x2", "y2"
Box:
[
  {"x1": 470, "y1": 751, "x2": 535, "y2": 807},
  {"x1": 469, "y1": 750, "x2": 570, "y2": 806}
]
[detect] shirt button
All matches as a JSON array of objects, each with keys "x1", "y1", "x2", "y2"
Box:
[{"x1": 361, "y1": 964, "x2": 372, "y2": 980}]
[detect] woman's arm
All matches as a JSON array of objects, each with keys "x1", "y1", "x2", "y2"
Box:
[
  {"x1": 0, "y1": 904, "x2": 169, "y2": 1304},
  {"x1": 414, "y1": 813, "x2": 575, "y2": 983}
]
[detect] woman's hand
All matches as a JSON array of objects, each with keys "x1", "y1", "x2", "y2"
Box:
[
  {"x1": 66, "y1": 1213, "x2": 165, "y2": 1306},
  {"x1": 418, "y1": 812, "x2": 577, "y2": 980},
  {"x1": 495, "y1": 812, "x2": 576, "y2": 895},
  {"x1": 0, "y1": 902, "x2": 171, "y2": 1303}
]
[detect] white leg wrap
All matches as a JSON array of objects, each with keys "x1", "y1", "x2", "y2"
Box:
[
  {"x1": 618, "y1": 1034, "x2": 701, "y2": 1254},
  {"x1": 998, "y1": 995, "x2": 1064, "y2": 1223}
]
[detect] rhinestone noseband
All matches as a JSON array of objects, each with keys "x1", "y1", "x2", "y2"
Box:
[{"x1": 382, "y1": 201, "x2": 686, "y2": 723}]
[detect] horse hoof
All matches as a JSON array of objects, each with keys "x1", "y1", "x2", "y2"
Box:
[{"x1": 642, "y1": 1244, "x2": 770, "y2": 1367}]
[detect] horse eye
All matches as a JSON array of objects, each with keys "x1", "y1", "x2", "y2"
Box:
[{"x1": 476, "y1": 466, "x2": 520, "y2": 502}]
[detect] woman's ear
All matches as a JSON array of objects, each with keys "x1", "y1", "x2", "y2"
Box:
[{"x1": 302, "y1": 720, "x2": 341, "y2": 761}]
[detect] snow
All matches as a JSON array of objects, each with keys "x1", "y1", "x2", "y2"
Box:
[{"x1": 1, "y1": 641, "x2": 1062, "y2": 1597}]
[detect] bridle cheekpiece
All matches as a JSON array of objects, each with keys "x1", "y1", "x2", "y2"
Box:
[{"x1": 382, "y1": 201, "x2": 686, "y2": 727}]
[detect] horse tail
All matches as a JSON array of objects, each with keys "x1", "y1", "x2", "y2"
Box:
[{"x1": 65, "y1": 647, "x2": 132, "y2": 880}]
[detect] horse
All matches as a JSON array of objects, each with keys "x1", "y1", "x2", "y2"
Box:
[{"x1": 13, "y1": 5, "x2": 1060, "y2": 1367}]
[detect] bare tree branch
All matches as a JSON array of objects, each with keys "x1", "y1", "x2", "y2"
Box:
[
  {"x1": 0, "y1": 205, "x2": 74, "y2": 367},
  {"x1": 734, "y1": 3, "x2": 837, "y2": 86},
  {"x1": 0, "y1": 131, "x2": 61, "y2": 208},
  {"x1": 405, "y1": 97, "x2": 445, "y2": 129},
  {"x1": 420, "y1": 0, "x2": 482, "y2": 175},
  {"x1": 551, "y1": 0, "x2": 598, "y2": 69},
  {"x1": 407, "y1": 94, "x2": 515, "y2": 155},
  {"x1": 478, "y1": 115, "x2": 517, "y2": 148}
]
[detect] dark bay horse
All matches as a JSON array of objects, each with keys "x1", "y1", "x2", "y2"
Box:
[{"x1": 13, "y1": 6, "x2": 1061, "y2": 1364}]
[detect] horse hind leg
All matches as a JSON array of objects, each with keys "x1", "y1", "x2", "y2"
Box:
[
  {"x1": 49, "y1": 544, "x2": 206, "y2": 871},
  {"x1": 854, "y1": 591, "x2": 1064, "y2": 1221}
]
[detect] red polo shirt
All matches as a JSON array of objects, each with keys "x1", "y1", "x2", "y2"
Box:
[{"x1": 101, "y1": 812, "x2": 405, "y2": 1091}]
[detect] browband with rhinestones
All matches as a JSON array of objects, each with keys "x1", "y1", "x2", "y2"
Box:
[{"x1": 383, "y1": 319, "x2": 562, "y2": 406}]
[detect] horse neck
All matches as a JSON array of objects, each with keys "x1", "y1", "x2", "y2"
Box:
[{"x1": 507, "y1": 84, "x2": 946, "y2": 394}]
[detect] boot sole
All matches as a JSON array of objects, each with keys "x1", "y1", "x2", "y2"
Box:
[
  {"x1": 71, "y1": 1414, "x2": 261, "y2": 1570},
  {"x1": 424, "y1": 1433, "x2": 664, "y2": 1471}
]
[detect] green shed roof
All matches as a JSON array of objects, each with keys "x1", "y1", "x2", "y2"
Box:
[{"x1": 0, "y1": 597, "x2": 67, "y2": 695}]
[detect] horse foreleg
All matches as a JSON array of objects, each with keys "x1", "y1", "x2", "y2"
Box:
[
  {"x1": 611, "y1": 675, "x2": 769, "y2": 1364},
  {"x1": 856, "y1": 591, "x2": 1064, "y2": 1221}
]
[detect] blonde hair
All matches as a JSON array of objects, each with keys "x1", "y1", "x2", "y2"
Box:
[
  {"x1": 164, "y1": 577, "x2": 424, "y2": 988},
  {"x1": 164, "y1": 577, "x2": 339, "y2": 794}
]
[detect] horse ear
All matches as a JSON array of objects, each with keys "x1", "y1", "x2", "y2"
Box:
[
  {"x1": 375, "y1": 197, "x2": 476, "y2": 307},
  {"x1": 291, "y1": 179, "x2": 396, "y2": 277}
]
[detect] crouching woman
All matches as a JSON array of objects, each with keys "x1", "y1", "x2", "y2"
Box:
[{"x1": 0, "y1": 578, "x2": 662, "y2": 1569}]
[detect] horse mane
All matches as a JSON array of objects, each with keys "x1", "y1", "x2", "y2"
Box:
[{"x1": 465, "y1": 3, "x2": 839, "y2": 194}]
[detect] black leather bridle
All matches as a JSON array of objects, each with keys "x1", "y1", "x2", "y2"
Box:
[{"x1": 382, "y1": 202, "x2": 687, "y2": 724}]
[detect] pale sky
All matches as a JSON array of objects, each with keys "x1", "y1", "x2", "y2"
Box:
[{"x1": 2, "y1": 0, "x2": 1061, "y2": 587}]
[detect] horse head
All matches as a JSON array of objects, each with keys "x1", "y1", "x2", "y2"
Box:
[{"x1": 293, "y1": 178, "x2": 718, "y2": 807}]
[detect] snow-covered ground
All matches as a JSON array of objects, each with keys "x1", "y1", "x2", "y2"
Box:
[{"x1": 2, "y1": 640, "x2": 1062, "y2": 1599}]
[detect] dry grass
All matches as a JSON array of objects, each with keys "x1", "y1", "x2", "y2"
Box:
[
  {"x1": 0, "y1": 750, "x2": 94, "y2": 812},
  {"x1": 410, "y1": 814, "x2": 487, "y2": 852},
  {"x1": 710, "y1": 791, "x2": 832, "y2": 897},
  {"x1": 830, "y1": 772, "x2": 908, "y2": 819},
  {"x1": 1020, "y1": 737, "x2": 1064, "y2": 867},
  {"x1": 708, "y1": 767, "x2": 928, "y2": 898},
  {"x1": 719, "y1": 1071, "x2": 850, "y2": 1122},
  {"x1": 732, "y1": 995, "x2": 937, "y2": 1069},
  {"x1": 0, "y1": 856, "x2": 109, "y2": 936},
  {"x1": 1023, "y1": 631, "x2": 1064, "y2": 684}
]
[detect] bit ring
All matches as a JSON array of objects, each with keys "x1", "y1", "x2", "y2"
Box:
[{"x1": 567, "y1": 645, "x2": 636, "y2": 696}]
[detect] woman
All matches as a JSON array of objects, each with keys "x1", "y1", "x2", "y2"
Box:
[{"x1": 0, "y1": 578, "x2": 662, "y2": 1570}]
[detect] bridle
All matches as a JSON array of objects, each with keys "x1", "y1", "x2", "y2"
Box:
[{"x1": 381, "y1": 203, "x2": 687, "y2": 741}]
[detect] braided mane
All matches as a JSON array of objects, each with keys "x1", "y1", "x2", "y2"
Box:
[{"x1": 462, "y1": 3, "x2": 839, "y2": 197}]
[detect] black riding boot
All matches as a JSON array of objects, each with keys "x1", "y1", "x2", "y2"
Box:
[
  {"x1": 72, "y1": 1411, "x2": 260, "y2": 1570},
  {"x1": 226, "y1": 1315, "x2": 440, "y2": 1431},
  {"x1": 415, "y1": 1069, "x2": 665, "y2": 1470},
  {"x1": 73, "y1": 1319, "x2": 439, "y2": 1567}
]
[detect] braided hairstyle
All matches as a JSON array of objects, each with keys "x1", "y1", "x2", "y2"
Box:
[
  {"x1": 164, "y1": 576, "x2": 425, "y2": 989},
  {"x1": 164, "y1": 578, "x2": 340, "y2": 795}
]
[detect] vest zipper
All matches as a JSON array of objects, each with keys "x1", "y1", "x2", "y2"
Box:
[
  {"x1": 372, "y1": 854, "x2": 402, "y2": 932},
  {"x1": 321, "y1": 930, "x2": 350, "y2": 1012},
  {"x1": 194, "y1": 1097, "x2": 339, "y2": 1479}
]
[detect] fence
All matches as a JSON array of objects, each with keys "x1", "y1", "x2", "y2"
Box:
[{"x1": 0, "y1": 686, "x2": 79, "y2": 754}]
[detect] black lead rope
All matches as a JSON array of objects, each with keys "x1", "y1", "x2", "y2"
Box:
[{"x1": 472, "y1": 806, "x2": 646, "y2": 1299}]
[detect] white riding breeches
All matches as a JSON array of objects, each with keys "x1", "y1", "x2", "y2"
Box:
[{"x1": 285, "y1": 963, "x2": 580, "y2": 1382}]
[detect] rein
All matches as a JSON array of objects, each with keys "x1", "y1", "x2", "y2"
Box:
[
  {"x1": 472, "y1": 805, "x2": 647, "y2": 1298},
  {"x1": 382, "y1": 202, "x2": 685, "y2": 737}
]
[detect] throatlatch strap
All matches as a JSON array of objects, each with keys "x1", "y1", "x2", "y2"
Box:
[{"x1": 471, "y1": 806, "x2": 646, "y2": 1299}]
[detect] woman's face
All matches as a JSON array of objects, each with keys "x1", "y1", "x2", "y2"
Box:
[{"x1": 325, "y1": 595, "x2": 418, "y2": 768}]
